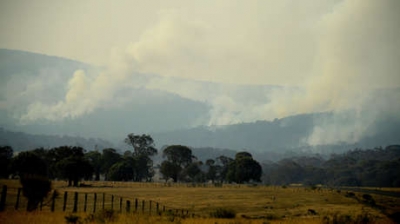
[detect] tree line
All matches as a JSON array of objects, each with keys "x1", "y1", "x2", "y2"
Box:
[
  {"x1": 0, "y1": 133, "x2": 262, "y2": 211},
  {"x1": 262, "y1": 145, "x2": 400, "y2": 187},
  {"x1": 0, "y1": 133, "x2": 262, "y2": 186}
]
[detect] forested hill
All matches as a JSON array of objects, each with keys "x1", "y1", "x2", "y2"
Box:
[
  {"x1": 0, "y1": 128, "x2": 113, "y2": 152},
  {"x1": 153, "y1": 112, "x2": 400, "y2": 153},
  {"x1": 263, "y1": 145, "x2": 400, "y2": 187}
]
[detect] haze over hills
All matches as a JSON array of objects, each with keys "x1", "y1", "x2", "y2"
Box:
[{"x1": 0, "y1": 49, "x2": 399, "y2": 158}]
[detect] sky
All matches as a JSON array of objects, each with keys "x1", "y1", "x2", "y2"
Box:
[
  {"x1": 1, "y1": 0, "x2": 399, "y2": 86},
  {"x1": 1, "y1": 0, "x2": 400, "y2": 145}
]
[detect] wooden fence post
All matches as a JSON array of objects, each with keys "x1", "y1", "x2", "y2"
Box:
[
  {"x1": 102, "y1": 193, "x2": 105, "y2": 209},
  {"x1": 51, "y1": 191, "x2": 56, "y2": 212},
  {"x1": 73, "y1": 192, "x2": 78, "y2": 213},
  {"x1": 84, "y1": 193, "x2": 88, "y2": 212},
  {"x1": 156, "y1": 202, "x2": 159, "y2": 214},
  {"x1": 15, "y1": 188, "x2": 22, "y2": 210},
  {"x1": 135, "y1": 198, "x2": 138, "y2": 212},
  {"x1": 119, "y1": 197, "x2": 122, "y2": 213},
  {"x1": 149, "y1": 200, "x2": 152, "y2": 215},
  {"x1": 0, "y1": 185, "x2": 7, "y2": 211},
  {"x1": 63, "y1": 192, "x2": 68, "y2": 211},
  {"x1": 111, "y1": 195, "x2": 114, "y2": 209},
  {"x1": 126, "y1": 200, "x2": 130, "y2": 213},
  {"x1": 142, "y1": 200, "x2": 145, "y2": 213},
  {"x1": 93, "y1": 193, "x2": 97, "y2": 213}
]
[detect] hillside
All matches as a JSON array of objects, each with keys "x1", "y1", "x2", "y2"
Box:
[
  {"x1": 1, "y1": 49, "x2": 399, "y2": 156},
  {"x1": 0, "y1": 128, "x2": 113, "y2": 152},
  {"x1": 153, "y1": 112, "x2": 400, "y2": 153},
  {"x1": 0, "y1": 49, "x2": 210, "y2": 140}
]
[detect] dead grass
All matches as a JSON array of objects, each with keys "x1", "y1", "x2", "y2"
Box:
[{"x1": 1, "y1": 180, "x2": 398, "y2": 223}]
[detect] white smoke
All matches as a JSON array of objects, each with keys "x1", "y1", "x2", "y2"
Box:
[
  {"x1": 16, "y1": 0, "x2": 400, "y2": 146},
  {"x1": 293, "y1": 0, "x2": 400, "y2": 145}
]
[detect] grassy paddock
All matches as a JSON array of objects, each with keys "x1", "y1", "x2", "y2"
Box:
[
  {"x1": 0, "y1": 210, "x2": 323, "y2": 224},
  {"x1": 0, "y1": 180, "x2": 398, "y2": 223}
]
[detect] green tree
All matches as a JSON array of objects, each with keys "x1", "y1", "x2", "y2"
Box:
[
  {"x1": 0, "y1": 146, "x2": 13, "y2": 178},
  {"x1": 160, "y1": 161, "x2": 181, "y2": 182},
  {"x1": 184, "y1": 161, "x2": 204, "y2": 183},
  {"x1": 216, "y1": 155, "x2": 234, "y2": 183},
  {"x1": 108, "y1": 158, "x2": 134, "y2": 181},
  {"x1": 124, "y1": 134, "x2": 157, "y2": 181},
  {"x1": 133, "y1": 154, "x2": 154, "y2": 181},
  {"x1": 205, "y1": 159, "x2": 217, "y2": 183},
  {"x1": 85, "y1": 151, "x2": 102, "y2": 181},
  {"x1": 57, "y1": 156, "x2": 93, "y2": 186},
  {"x1": 226, "y1": 152, "x2": 262, "y2": 183},
  {"x1": 125, "y1": 134, "x2": 157, "y2": 157},
  {"x1": 101, "y1": 148, "x2": 122, "y2": 180},
  {"x1": 160, "y1": 145, "x2": 194, "y2": 182},
  {"x1": 235, "y1": 156, "x2": 262, "y2": 183},
  {"x1": 48, "y1": 146, "x2": 93, "y2": 186}
]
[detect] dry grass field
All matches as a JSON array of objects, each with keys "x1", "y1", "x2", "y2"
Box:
[{"x1": 1, "y1": 179, "x2": 399, "y2": 223}]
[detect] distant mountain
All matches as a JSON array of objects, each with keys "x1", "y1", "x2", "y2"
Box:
[
  {"x1": 0, "y1": 127, "x2": 113, "y2": 152},
  {"x1": 152, "y1": 112, "x2": 400, "y2": 155},
  {"x1": 1, "y1": 49, "x2": 399, "y2": 158},
  {"x1": 0, "y1": 49, "x2": 210, "y2": 141}
]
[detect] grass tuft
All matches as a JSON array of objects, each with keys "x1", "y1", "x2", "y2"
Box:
[{"x1": 210, "y1": 208, "x2": 236, "y2": 218}]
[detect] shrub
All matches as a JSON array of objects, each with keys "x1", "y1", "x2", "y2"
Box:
[
  {"x1": 362, "y1": 194, "x2": 376, "y2": 206},
  {"x1": 20, "y1": 175, "x2": 52, "y2": 211},
  {"x1": 345, "y1": 192, "x2": 355, "y2": 198},
  {"x1": 264, "y1": 213, "x2": 279, "y2": 220},
  {"x1": 65, "y1": 214, "x2": 80, "y2": 224},
  {"x1": 84, "y1": 209, "x2": 118, "y2": 223},
  {"x1": 210, "y1": 208, "x2": 236, "y2": 218}
]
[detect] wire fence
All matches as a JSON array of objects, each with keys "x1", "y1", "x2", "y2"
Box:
[{"x1": 0, "y1": 185, "x2": 191, "y2": 217}]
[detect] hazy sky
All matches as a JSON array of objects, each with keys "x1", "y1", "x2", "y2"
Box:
[
  {"x1": 1, "y1": 0, "x2": 399, "y2": 86},
  {"x1": 1, "y1": 0, "x2": 400, "y2": 145},
  {"x1": 0, "y1": 0, "x2": 338, "y2": 85}
]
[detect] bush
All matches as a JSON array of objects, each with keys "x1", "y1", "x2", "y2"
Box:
[
  {"x1": 65, "y1": 214, "x2": 80, "y2": 224},
  {"x1": 84, "y1": 209, "x2": 118, "y2": 223},
  {"x1": 20, "y1": 175, "x2": 52, "y2": 211},
  {"x1": 210, "y1": 208, "x2": 236, "y2": 218},
  {"x1": 362, "y1": 194, "x2": 376, "y2": 206},
  {"x1": 345, "y1": 192, "x2": 356, "y2": 198}
]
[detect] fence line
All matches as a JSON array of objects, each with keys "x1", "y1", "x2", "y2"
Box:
[{"x1": 0, "y1": 185, "x2": 191, "y2": 216}]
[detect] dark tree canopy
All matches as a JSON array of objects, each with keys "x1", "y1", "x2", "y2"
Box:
[
  {"x1": 124, "y1": 134, "x2": 158, "y2": 182},
  {"x1": 216, "y1": 155, "x2": 234, "y2": 182},
  {"x1": 234, "y1": 156, "x2": 262, "y2": 183},
  {"x1": 57, "y1": 156, "x2": 93, "y2": 186},
  {"x1": 85, "y1": 150, "x2": 102, "y2": 181},
  {"x1": 163, "y1": 145, "x2": 194, "y2": 167},
  {"x1": 0, "y1": 146, "x2": 13, "y2": 178},
  {"x1": 11, "y1": 151, "x2": 48, "y2": 177},
  {"x1": 205, "y1": 159, "x2": 218, "y2": 183},
  {"x1": 184, "y1": 162, "x2": 204, "y2": 182},
  {"x1": 101, "y1": 148, "x2": 122, "y2": 180},
  {"x1": 108, "y1": 159, "x2": 134, "y2": 181},
  {"x1": 45, "y1": 146, "x2": 94, "y2": 186},
  {"x1": 226, "y1": 152, "x2": 262, "y2": 183},
  {"x1": 235, "y1": 151, "x2": 253, "y2": 160},
  {"x1": 160, "y1": 145, "x2": 195, "y2": 182},
  {"x1": 160, "y1": 161, "x2": 181, "y2": 182},
  {"x1": 125, "y1": 133, "x2": 157, "y2": 157}
]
